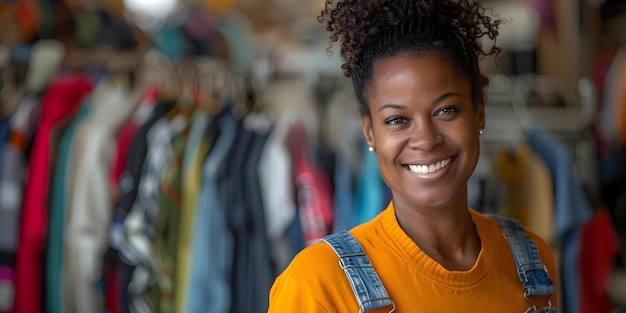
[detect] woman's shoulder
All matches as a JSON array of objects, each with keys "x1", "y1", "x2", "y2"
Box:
[
  {"x1": 281, "y1": 221, "x2": 382, "y2": 280},
  {"x1": 269, "y1": 236, "x2": 362, "y2": 312},
  {"x1": 282, "y1": 240, "x2": 343, "y2": 277}
]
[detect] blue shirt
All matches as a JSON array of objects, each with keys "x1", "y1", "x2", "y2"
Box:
[
  {"x1": 527, "y1": 126, "x2": 593, "y2": 313},
  {"x1": 354, "y1": 143, "x2": 386, "y2": 225},
  {"x1": 187, "y1": 111, "x2": 238, "y2": 313}
]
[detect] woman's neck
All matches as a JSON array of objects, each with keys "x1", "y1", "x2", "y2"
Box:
[{"x1": 393, "y1": 195, "x2": 481, "y2": 271}]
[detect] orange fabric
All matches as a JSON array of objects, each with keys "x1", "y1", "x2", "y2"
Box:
[
  {"x1": 204, "y1": 0, "x2": 234, "y2": 15},
  {"x1": 15, "y1": 0, "x2": 40, "y2": 43},
  {"x1": 268, "y1": 202, "x2": 558, "y2": 312},
  {"x1": 9, "y1": 130, "x2": 28, "y2": 152},
  {"x1": 0, "y1": 1, "x2": 37, "y2": 44}
]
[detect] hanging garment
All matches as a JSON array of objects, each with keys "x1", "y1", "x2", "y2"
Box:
[
  {"x1": 63, "y1": 82, "x2": 138, "y2": 313},
  {"x1": 123, "y1": 114, "x2": 186, "y2": 313},
  {"x1": 0, "y1": 114, "x2": 10, "y2": 176},
  {"x1": 332, "y1": 153, "x2": 355, "y2": 233},
  {"x1": 223, "y1": 123, "x2": 254, "y2": 313},
  {"x1": 0, "y1": 114, "x2": 11, "y2": 313},
  {"x1": 110, "y1": 100, "x2": 173, "y2": 313},
  {"x1": 492, "y1": 143, "x2": 555, "y2": 244},
  {"x1": 111, "y1": 87, "x2": 160, "y2": 196},
  {"x1": 150, "y1": 130, "x2": 188, "y2": 313},
  {"x1": 224, "y1": 116, "x2": 274, "y2": 313},
  {"x1": 46, "y1": 97, "x2": 93, "y2": 313},
  {"x1": 354, "y1": 142, "x2": 386, "y2": 225},
  {"x1": 186, "y1": 109, "x2": 238, "y2": 313},
  {"x1": 323, "y1": 89, "x2": 363, "y2": 233},
  {"x1": 579, "y1": 207, "x2": 620, "y2": 313},
  {"x1": 0, "y1": 94, "x2": 40, "y2": 313},
  {"x1": 258, "y1": 112, "x2": 297, "y2": 272},
  {"x1": 288, "y1": 121, "x2": 334, "y2": 246},
  {"x1": 0, "y1": 95, "x2": 40, "y2": 256},
  {"x1": 242, "y1": 119, "x2": 273, "y2": 312},
  {"x1": 175, "y1": 110, "x2": 212, "y2": 313},
  {"x1": 102, "y1": 87, "x2": 160, "y2": 313},
  {"x1": 14, "y1": 74, "x2": 92, "y2": 313},
  {"x1": 527, "y1": 126, "x2": 594, "y2": 313}
]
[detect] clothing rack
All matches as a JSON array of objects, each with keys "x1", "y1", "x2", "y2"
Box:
[
  {"x1": 483, "y1": 74, "x2": 592, "y2": 138},
  {"x1": 483, "y1": 74, "x2": 602, "y2": 209}
]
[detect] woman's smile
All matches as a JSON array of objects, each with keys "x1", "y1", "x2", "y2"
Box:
[{"x1": 405, "y1": 157, "x2": 452, "y2": 175}]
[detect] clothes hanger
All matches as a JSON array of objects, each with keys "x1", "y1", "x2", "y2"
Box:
[
  {"x1": 195, "y1": 56, "x2": 229, "y2": 113},
  {"x1": 229, "y1": 73, "x2": 251, "y2": 118},
  {"x1": 167, "y1": 58, "x2": 198, "y2": 123}
]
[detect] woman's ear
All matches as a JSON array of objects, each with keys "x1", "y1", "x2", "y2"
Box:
[
  {"x1": 476, "y1": 103, "x2": 486, "y2": 132},
  {"x1": 361, "y1": 116, "x2": 376, "y2": 149}
]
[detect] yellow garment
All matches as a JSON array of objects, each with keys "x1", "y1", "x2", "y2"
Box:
[
  {"x1": 268, "y1": 202, "x2": 558, "y2": 312},
  {"x1": 493, "y1": 143, "x2": 555, "y2": 245},
  {"x1": 174, "y1": 116, "x2": 211, "y2": 313}
]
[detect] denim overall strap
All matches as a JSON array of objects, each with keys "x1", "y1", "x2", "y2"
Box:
[
  {"x1": 322, "y1": 231, "x2": 395, "y2": 313},
  {"x1": 491, "y1": 215, "x2": 555, "y2": 311}
]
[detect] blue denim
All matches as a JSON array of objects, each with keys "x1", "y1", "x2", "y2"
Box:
[
  {"x1": 491, "y1": 216, "x2": 556, "y2": 313},
  {"x1": 323, "y1": 216, "x2": 555, "y2": 312},
  {"x1": 321, "y1": 231, "x2": 394, "y2": 313},
  {"x1": 186, "y1": 113, "x2": 237, "y2": 313}
]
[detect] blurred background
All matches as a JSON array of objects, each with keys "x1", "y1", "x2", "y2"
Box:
[{"x1": 0, "y1": 0, "x2": 624, "y2": 312}]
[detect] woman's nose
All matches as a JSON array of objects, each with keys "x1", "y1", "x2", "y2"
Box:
[{"x1": 408, "y1": 120, "x2": 442, "y2": 152}]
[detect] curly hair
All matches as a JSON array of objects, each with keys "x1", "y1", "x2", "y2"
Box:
[{"x1": 318, "y1": 0, "x2": 502, "y2": 116}]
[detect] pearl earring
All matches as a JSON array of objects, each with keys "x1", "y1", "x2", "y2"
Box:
[
  {"x1": 479, "y1": 129, "x2": 484, "y2": 135},
  {"x1": 368, "y1": 146, "x2": 375, "y2": 152}
]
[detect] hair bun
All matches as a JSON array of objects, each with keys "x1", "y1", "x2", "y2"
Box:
[{"x1": 318, "y1": 0, "x2": 501, "y2": 77}]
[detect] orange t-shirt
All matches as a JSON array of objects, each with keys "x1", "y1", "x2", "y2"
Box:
[{"x1": 268, "y1": 202, "x2": 558, "y2": 312}]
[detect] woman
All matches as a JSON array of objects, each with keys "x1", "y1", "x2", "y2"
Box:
[{"x1": 268, "y1": 0, "x2": 558, "y2": 311}]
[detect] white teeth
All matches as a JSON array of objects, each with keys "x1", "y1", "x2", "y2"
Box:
[{"x1": 408, "y1": 158, "x2": 451, "y2": 174}]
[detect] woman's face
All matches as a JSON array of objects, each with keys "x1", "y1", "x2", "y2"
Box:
[{"x1": 362, "y1": 53, "x2": 485, "y2": 213}]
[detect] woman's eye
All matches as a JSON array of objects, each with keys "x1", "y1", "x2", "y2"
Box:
[
  {"x1": 384, "y1": 116, "x2": 407, "y2": 125},
  {"x1": 436, "y1": 106, "x2": 458, "y2": 116}
]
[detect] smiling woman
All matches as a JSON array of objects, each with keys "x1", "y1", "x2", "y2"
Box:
[
  {"x1": 267, "y1": 0, "x2": 559, "y2": 312},
  {"x1": 363, "y1": 53, "x2": 483, "y2": 229}
]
